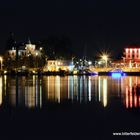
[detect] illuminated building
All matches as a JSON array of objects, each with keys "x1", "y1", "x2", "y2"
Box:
[
  {"x1": 124, "y1": 46, "x2": 140, "y2": 66},
  {"x1": 44, "y1": 60, "x2": 74, "y2": 72},
  {"x1": 6, "y1": 38, "x2": 42, "y2": 59}
]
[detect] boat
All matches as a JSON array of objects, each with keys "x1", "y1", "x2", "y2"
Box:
[{"x1": 109, "y1": 68, "x2": 126, "y2": 77}]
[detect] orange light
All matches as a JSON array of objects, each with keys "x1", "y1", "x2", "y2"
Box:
[{"x1": 134, "y1": 93, "x2": 137, "y2": 108}]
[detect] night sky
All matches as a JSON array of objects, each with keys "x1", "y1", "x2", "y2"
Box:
[{"x1": 1, "y1": 0, "x2": 140, "y2": 58}]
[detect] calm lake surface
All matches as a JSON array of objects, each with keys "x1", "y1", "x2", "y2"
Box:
[
  {"x1": 0, "y1": 75, "x2": 140, "y2": 109},
  {"x1": 0, "y1": 75, "x2": 140, "y2": 139}
]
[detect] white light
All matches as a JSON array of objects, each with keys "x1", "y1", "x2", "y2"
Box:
[
  {"x1": 102, "y1": 55, "x2": 108, "y2": 60},
  {"x1": 36, "y1": 52, "x2": 38, "y2": 56},
  {"x1": 58, "y1": 62, "x2": 61, "y2": 65},
  {"x1": 88, "y1": 61, "x2": 92, "y2": 65}
]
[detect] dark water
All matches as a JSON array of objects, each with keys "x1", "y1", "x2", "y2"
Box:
[{"x1": 0, "y1": 75, "x2": 140, "y2": 139}]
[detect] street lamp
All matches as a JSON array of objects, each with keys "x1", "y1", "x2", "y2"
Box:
[
  {"x1": 88, "y1": 61, "x2": 92, "y2": 65},
  {"x1": 0, "y1": 57, "x2": 3, "y2": 70},
  {"x1": 102, "y1": 55, "x2": 108, "y2": 67}
]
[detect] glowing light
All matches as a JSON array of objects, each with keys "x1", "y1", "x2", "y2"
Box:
[
  {"x1": 88, "y1": 61, "x2": 92, "y2": 65},
  {"x1": 111, "y1": 72, "x2": 122, "y2": 78},
  {"x1": 102, "y1": 55, "x2": 108, "y2": 61},
  {"x1": 58, "y1": 62, "x2": 61, "y2": 65},
  {"x1": 36, "y1": 52, "x2": 38, "y2": 56},
  {"x1": 4, "y1": 71, "x2": 7, "y2": 74},
  {"x1": 0, "y1": 57, "x2": 3, "y2": 62},
  {"x1": 101, "y1": 54, "x2": 108, "y2": 67},
  {"x1": 69, "y1": 66, "x2": 74, "y2": 71}
]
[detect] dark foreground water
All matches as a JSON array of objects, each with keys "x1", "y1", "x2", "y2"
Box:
[{"x1": 0, "y1": 75, "x2": 140, "y2": 139}]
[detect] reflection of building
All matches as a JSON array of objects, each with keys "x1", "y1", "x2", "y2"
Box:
[
  {"x1": 43, "y1": 76, "x2": 92, "y2": 103},
  {"x1": 125, "y1": 77, "x2": 140, "y2": 108},
  {"x1": 6, "y1": 76, "x2": 42, "y2": 108},
  {"x1": 125, "y1": 86, "x2": 140, "y2": 108},
  {"x1": 123, "y1": 76, "x2": 140, "y2": 108},
  {"x1": 44, "y1": 60, "x2": 74, "y2": 72}
]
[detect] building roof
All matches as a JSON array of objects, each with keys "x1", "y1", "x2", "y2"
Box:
[{"x1": 125, "y1": 45, "x2": 140, "y2": 49}]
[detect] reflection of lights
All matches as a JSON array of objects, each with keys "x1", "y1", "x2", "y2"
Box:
[
  {"x1": 134, "y1": 93, "x2": 137, "y2": 108},
  {"x1": 68, "y1": 76, "x2": 74, "y2": 101},
  {"x1": 129, "y1": 78, "x2": 132, "y2": 108},
  {"x1": 125, "y1": 77, "x2": 140, "y2": 109},
  {"x1": 129, "y1": 77, "x2": 132, "y2": 88},
  {"x1": 47, "y1": 77, "x2": 50, "y2": 99},
  {"x1": 73, "y1": 76, "x2": 78, "y2": 101},
  {"x1": 103, "y1": 78, "x2": 107, "y2": 107},
  {"x1": 55, "y1": 76, "x2": 60, "y2": 103},
  {"x1": 88, "y1": 77, "x2": 91, "y2": 101},
  {"x1": 125, "y1": 86, "x2": 129, "y2": 108},
  {"x1": 24, "y1": 76, "x2": 36, "y2": 108},
  {"x1": 4, "y1": 75, "x2": 7, "y2": 96},
  {"x1": 79, "y1": 77, "x2": 83, "y2": 102},
  {"x1": 98, "y1": 76, "x2": 101, "y2": 101},
  {"x1": 0, "y1": 77, "x2": 2, "y2": 106},
  {"x1": 130, "y1": 94, "x2": 132, "y2": 108},
  {"x1": 40, "y1": 80, "x2": 42, "y2": 108},
  {"x1": 139, "y1": 97, "x2": 140, "y2": 107},
  {"x1": 35, "y1": 76, "x2": 38, "y2": 106}
]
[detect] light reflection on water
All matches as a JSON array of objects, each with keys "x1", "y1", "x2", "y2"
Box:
[{"x1": 0, "y1": 75, "x2": 140, "y2": 109}]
